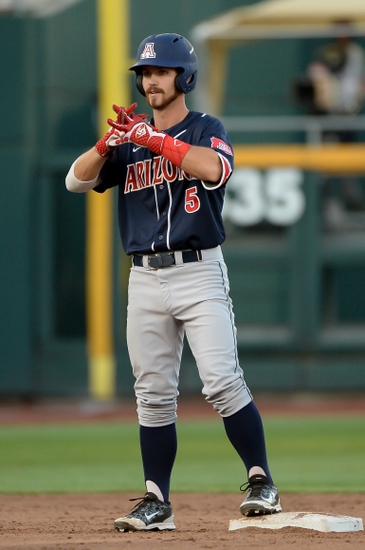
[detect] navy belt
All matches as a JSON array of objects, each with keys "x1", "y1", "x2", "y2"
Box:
[{"x1": 133, "y1": 250, "x2": 202, "y2": 269}]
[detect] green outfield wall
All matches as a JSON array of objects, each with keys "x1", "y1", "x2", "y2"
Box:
[{"x1": 1, "y1": 0, "x2": 365, "y2": 397}]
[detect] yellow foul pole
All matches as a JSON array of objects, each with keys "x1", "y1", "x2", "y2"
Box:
[{"x1": 87, "y1": 0, "x2": 130, "y2": 400}]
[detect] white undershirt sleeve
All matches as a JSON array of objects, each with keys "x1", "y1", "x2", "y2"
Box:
[{"x1": 65, "y1": 159, "x2": 101, "y2": 193}]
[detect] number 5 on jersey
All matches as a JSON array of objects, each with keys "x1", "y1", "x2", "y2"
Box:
[{"x1": 185, "y1": 186, "x2": 200, "y2": 213}]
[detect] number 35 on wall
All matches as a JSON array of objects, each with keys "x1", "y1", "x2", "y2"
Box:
[{"x1": 223, "y1": 168, "x2": 306, "y2": 226}]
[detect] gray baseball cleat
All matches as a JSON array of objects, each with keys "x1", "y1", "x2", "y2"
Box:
[
  {"x1": 114, "y1": 492, "x2": 176, "y2": 532},
  {"x1": 239, "y1": 474, "x2": 282, "y2": 516}
]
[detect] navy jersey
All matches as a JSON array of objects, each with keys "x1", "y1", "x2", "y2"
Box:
[{"x1": 94, "y1": 110, "x2": 234, "y2": 255}]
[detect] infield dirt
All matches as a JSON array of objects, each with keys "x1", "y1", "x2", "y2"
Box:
[
  {"x1": 0, "y1": 393, "x2": 364, "y2": 549},
  {"x1": 0, "y1": 492, "x2": 364, "y2": 549}
]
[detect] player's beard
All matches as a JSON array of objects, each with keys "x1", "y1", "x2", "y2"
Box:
[{"x1": 146, "y1": 87, "x2": 180, "y2": 111}]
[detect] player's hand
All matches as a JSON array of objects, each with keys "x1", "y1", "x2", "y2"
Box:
[
  {"x1": 95, "y1": 103, "x2": 126, "y2": 157},
  {"x1": 108, "y1": 104, "x2": 166, "y2": 154},
  {"x1": 112, "y1": 102, "x2": 148, "y2": 125},
  {"x1": 107, "y1": 102, "x2": 148, "y2": 133},
  {"x1": 95, "y1": 103, "x2": 146, "y2": 158},
  {"x1": 95, "y1": 126, "x2": 125, "y2": 157},
  {"x1": 121, "y1": 121, "x2": 167, "y2": 154}
]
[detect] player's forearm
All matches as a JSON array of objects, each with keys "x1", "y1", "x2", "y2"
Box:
[
  {"x1": 74, "y1": 147, "x2": 107, "y2": 182},
  {"x1": 65, "y1": 148, "x2": 106, "y2": 193},
  {"x1": 180, "y1": 146, "x2": 222, "y2": 183}
]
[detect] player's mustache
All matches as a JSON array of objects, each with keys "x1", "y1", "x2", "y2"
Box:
[{"x1": 146, "y1": 87, "x2": 164, "y2": 94}]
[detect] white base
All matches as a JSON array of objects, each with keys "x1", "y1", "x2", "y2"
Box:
[{"x1": 229, "y1": 512, "x2": 364, "y2": 533}]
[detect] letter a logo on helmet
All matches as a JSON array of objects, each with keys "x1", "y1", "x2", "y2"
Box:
[{"x1": 140, "y1": 43, "x2": 156, "y2": 60}]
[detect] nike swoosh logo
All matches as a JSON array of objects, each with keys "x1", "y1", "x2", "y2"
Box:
[
  {"x1": 145, "y1": 512, "x2": 160, "y2": 521},
  {"x1": 133, "y1": 146, "x2": 142, "y2": 152}
]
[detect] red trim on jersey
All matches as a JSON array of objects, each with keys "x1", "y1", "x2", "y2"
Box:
[{"x1": 219, "y1": 154, "x2": 232, "y2": 186}]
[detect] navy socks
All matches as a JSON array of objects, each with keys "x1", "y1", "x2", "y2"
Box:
[
  {"x1": 139, "y1": 423, "x2": 177, "y2": 503},
  {"x1": 139, "y1": 401, "x2": 272, "y2": 503},
  {"x1": 223, "y1": 401, "x2": 273, "y2": 483}
]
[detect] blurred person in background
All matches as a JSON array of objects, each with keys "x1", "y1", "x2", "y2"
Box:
[
  {"x1": 306, "y1": 21, "x2": 365, "y2": 142},
  {"x1": 294, "y1": 22, "x2": 365, "y2": 229}
]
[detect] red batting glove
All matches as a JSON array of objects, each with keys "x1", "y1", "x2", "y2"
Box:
[
  {"x1": 120, "y1": 120, "x2": 167, "y2": 154},
  {"x1": 95, "y1": 126, "x2": 125, "y2": 157},
  {"x1": 112, "y1": 102, "x2": 148, "y2": 125},
  {"x1": 95, "y1": 103, "x2": 147, "y2": 158},
  {"x1": 122, "y1": 120, "x2": 192, "y2": 167},
  {"x1": 107, "y1": 103, "x2": 160, "y2": 150},
  {"x1": 107, "y1": 103, "x2": 149, "y2": 136}
]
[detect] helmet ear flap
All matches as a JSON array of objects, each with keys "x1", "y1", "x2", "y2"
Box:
[
  {"x1": 135, "y1": 73, "x2": 145, "y2": 96},
  {"x1": 174, "y1": 70, "x2": 184, "y2": 93},
  {"x1": 175, "y1": 69, "x2": 197, "y2": 95}
]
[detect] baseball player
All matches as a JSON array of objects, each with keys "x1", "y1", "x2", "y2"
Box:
[{"x1": 65, "y1": 33, "x2": 281, "y2": 532}]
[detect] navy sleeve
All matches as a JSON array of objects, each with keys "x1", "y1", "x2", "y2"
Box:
[{"x1": 93, "y1": 154, "x2": 125, "y2": 193}]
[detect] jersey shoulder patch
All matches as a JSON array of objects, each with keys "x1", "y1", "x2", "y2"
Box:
[{"x1": 210, "y1": 137, "x2": 233, "y2": 156}]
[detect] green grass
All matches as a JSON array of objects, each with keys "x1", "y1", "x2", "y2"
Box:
[{"x1": 0, "y1": 416, "x2": 364, "y2": 493}]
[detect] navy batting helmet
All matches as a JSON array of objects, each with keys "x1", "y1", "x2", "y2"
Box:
[{"x1": 129, "y1": 33, "x2": 198, "y2": 96}]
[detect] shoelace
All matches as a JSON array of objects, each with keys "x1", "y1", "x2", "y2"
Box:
[
  {"x1": 240, "y1": 478, "x2": 269, "y2": 496},
  {"x1": 128, "y1": 494, "x2": 156, "y2": 512}
]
